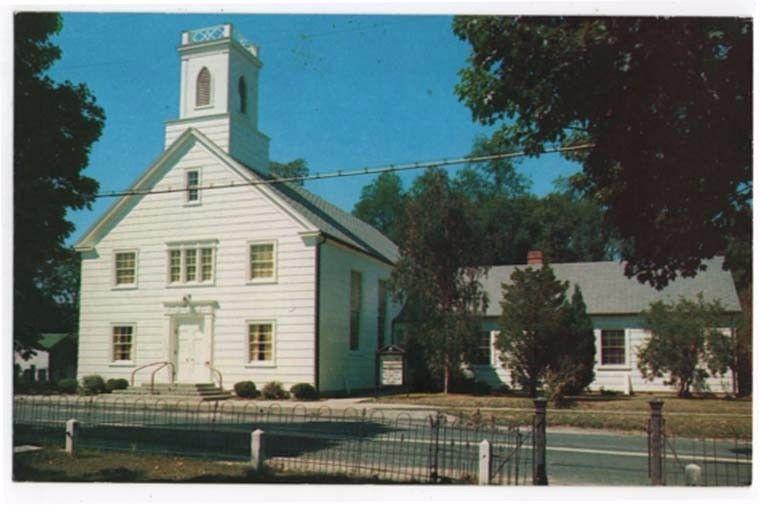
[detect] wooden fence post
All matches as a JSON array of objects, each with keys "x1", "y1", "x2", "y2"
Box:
[
  {"x1": 65, "y1": 419, "x2": 79, "y2": 456},
  {"x1": 532, "y1": 397, "x2": 548, "y2": 485},
  {"x1": 251, "y1": 429, "x2": 264, "y2": 471},
  {"x1": 478, "y1": 439, "x2": 491, "y2": 485},
  {"x1": 648, "y1": 399, "x2": 664, "y2": 485}
]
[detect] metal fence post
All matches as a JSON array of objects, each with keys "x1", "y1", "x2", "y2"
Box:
[
  {"x1": 251, "y1": 429, "x2": 265, "y2": 471},
  {"x1": 65, "y1": 418, "x2": 79, "y2": 456},
  {"x1": 648, "y1": 399, "x2": 664, "y2": 485},
  {"x1": 478, "y1": 439, "x2": 491, "y2": 485},
  {"x1": 533, "y1": 397, "x2": 548, "y2": 485}
]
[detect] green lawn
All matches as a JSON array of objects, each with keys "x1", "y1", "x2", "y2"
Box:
[
  {"x1": 13, "y1": 447, "x2": 412, "y2": 484},
  {"x1": 366, "y1": 392, "x2": 752, "y2": 440}
]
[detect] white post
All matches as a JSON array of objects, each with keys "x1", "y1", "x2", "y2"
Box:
[
  {"x1": 251, "y1": 429, "x2": 264, "y2": 471},
  {"x1": 623, "y1": 372, "x2": 632, "y2": 396},
  {"x1": 685, "y1": 464, "x2": 702, "y2": 486},
  {"x1": 65, "y1": 419, "x2": 79, "y2": 456},
  {"x1": 478, "y1": 439, "x2": 491, "y2": 485}
]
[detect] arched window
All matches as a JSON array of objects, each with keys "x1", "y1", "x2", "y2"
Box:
[
  {"x1": 238, "y1": 76, "x2": 247, "y2": 114},
  {"x1": 196, "y1": 67, "x2": 211, "y2": 107}
]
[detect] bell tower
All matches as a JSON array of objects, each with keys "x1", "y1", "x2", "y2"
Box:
[{"x1": 165, "y1": 24, "x2": 270, "y2": 172}]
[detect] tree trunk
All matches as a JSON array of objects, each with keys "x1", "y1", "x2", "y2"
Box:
[{"x1": 443, "y1": 364, "x2": 449, "y2": 394}]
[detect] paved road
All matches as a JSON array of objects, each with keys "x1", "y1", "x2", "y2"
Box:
[{"x1": 13, "y1": 398, "x2": 751, "y2": 486}]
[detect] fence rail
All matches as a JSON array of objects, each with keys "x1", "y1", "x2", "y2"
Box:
[{"x1": 13, "y1": 396, "x2": 531, "y2": 484}]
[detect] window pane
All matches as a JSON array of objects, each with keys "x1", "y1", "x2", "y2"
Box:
[
  {"x1": 169, "y1": 250, "x2": 181, "y2": 282},
  {"x1": 250, "y1": 244, "x2": 274, "y2": 279},
  {"x1": 601, "y1": 330, "x2": 626, "y2": 365},
  {"x1": 187, "y1": 171, "x2": 199, "y2": 202},
  {"x1": 249, "y1": 324, "x2": 273, "y2": 362},
  {"x1": 184, "y1": 249, "x2": 197, "y2": 282},
  {"x1": 200, "y1": 248, "x2": 213, "y2": 281},
  {"x1": 349, "y1": 271, "x2": 362, "y2": 350},
  {"x1": 112, "y1": 326, "x2": 133, "y2": 361},
  {"x1": 115, "y1": 252, "x2": 136, "y2": 285},
  {"x1": 377, "y1": 280, "x2": 387, "y2": 347},
  {"x1": 471, "y1": 331, "x2": 492, "y2": 365}
]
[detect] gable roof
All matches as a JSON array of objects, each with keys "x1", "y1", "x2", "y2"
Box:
[
  {"x1": 480, "y1": 257, "x2": 741, "y2": 316},
  {"x1": 37, "y1": 333, "x2": 75, "y2": 350},
  {"x1": 236, "y1": 162, "x2": 398, "y2": 263},
  {"x1": 74, "y1": 128, "x2": 398, "y2": 264}
]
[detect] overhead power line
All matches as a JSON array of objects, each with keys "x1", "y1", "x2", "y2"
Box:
[{"x1": 94, "y1": 143, "x2": 595, "y2": 199}]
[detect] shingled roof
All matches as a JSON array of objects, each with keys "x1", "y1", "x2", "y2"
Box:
[
  {"x1": 480, "y1": 257, "x2": 741, "y2": 316},
  {"x1": 240, "y1": 162, "x2": 399, "y2": 264}
]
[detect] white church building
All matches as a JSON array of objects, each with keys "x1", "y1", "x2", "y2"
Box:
[{"x1": 74, "y1": 25, "x2": 400, "y2": 395}]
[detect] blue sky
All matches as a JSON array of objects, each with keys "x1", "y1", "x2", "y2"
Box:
[{"x1": 48, "y1": 13, "x2": 582, "y2": 245}]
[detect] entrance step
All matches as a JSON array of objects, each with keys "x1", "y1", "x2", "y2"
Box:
[{"x1": 110, "y1": 382, "x2": 231, "y2": 401}]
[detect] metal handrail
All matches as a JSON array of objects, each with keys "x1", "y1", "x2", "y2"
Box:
[
  {"x1": 205, "y1": 361, "x2": 223, "y2": 390},
  {"x1": 149, "y1": 362, "x2": 176, "y2": 394},
  {"x1": 130, "y1": 361, "x2": 174, "y2": 388}
]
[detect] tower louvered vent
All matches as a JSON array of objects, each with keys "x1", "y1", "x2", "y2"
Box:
[{"x1": 196, "y1": 67, "x2": 211, "y2": 106}]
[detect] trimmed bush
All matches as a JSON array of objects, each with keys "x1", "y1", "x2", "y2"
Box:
[
  {"x1": 105, "y1": 378, "x2": 129, "y2": 393},
  {"x1": 471, "y1": 380, "x2": 492, "y2": 396},
  {"x1": 261, "y1": 381, "x2": 289, "y2": 400},
  {"x1": 234, "y1": 381, "x2": 258, "y2": 398},
  {"x1": 290, "y1": 383, "x2": 318, "y2": 401},
  {"x1": 80, "y1": 375, "x2": 106, "y2": 395},
  {"x1": 57, "y1": 378, "x2": 79, "y2": 394}
]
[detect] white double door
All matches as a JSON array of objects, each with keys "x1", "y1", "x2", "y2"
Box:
[{"x1": 173, "y1": 315, "x2": 211, "y2": 383}]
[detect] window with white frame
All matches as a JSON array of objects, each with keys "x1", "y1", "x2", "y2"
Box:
[
  {"x1": 167, "y1": 242, "x2": 216, "y2": 285},
  {"x1": 112, "y1": 325, "x2": 134, "y2": 362},
  {"x1": 248, "y1": 322, "x2": 274, "y2": 363},
  {"x1": 249, "y1": 242, "x2": 276, "y2": 281},
  {"x1": 601, "y1": 329, "x2": 626, "y2": 365},
  {"x1": 186, "y1": 169, "x2": 200, "y2": 203},
  {"x1": 114, "y1": 251, "x2": 137, "y2": 287}
]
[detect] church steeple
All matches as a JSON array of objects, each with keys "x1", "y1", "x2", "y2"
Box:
[{"x1": 165, "y1": 24, "x2": 270, "y2": 173}]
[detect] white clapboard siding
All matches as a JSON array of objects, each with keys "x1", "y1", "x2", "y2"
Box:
[
  {"x1": 77, "y1": 137, "x2": 318, "y2": 388},
  {"x1": 317, "y1": 240, "x2": 400, "y2": 394},
  {"x1": 473, "y1": 317, "x2": 733, "y2": 394}
]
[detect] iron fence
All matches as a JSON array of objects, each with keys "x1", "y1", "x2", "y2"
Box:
[{"x1": 13, "y1": 396, "x2": 531, "y2": 484}]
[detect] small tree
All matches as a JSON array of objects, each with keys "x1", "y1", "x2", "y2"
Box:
[
  {"x1": 496, "y1": 264, "x2": 570, "y2": 397},
  {"x1": 637, "y1": 294, "x2": 733, "y2": 397}
]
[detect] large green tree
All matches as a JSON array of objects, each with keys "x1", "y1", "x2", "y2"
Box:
[
  {"x1": 269, "y1": 158, "x2": 308, "y2": 185},
  {"x1": 453, "y1": 16, "x2": 751, "y2": 288},
  {"x1": 390, "y1": 168, "x2": 488, "y2": 393},
  {"x1": 14, "y1": 13, "x2": 105, "y2": 355},
  {"x1": 352, "y1": 172, "x2": 406, "y2": 243},
  {"x1": 637, "y1": 295, "x2": 734, "y2": 397}
]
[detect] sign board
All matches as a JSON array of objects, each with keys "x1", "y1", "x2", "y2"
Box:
[{"x1": 380, "y1": 353, "x2": 404, "y2": 386}]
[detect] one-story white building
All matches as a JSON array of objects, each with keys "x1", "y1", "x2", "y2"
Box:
[{"x1": 471, "y1": 251, "x2": 742, "y2": 394}]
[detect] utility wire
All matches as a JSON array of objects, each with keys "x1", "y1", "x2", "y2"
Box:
[{"x1": 94, "y1": 143, "x2": 595, "y2": 199}]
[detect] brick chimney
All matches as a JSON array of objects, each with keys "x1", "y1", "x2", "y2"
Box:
[{"x1": 527, "y1": 250, "x2": 543, "y2": 265}]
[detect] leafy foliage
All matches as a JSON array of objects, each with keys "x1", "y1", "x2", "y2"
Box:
[
  {"x1": 496, "y1": 265, "x2": 595, "y2": 401},
  {"x1": 390, "y1": 168, "x2": 488, "y2": 393},
  {"x1": 14, "y1": 13, "x2": 104, "y2": 355},
  {"x1": 637, "y1": 295, "x2": 734, "y2": 397},
  {"x1": 105, "y1": 378, "x2": 129, "y2": 393},
  {"x1": 80, "y1": 375, "x2": 106, "y2": 395},
  {"x1": 352, "y1": 172, "x2": 406, "y2": 243},
  {"x1": 233, "y1": 381, "x2": 258, "y2": 398},
  {"x1": 453, "y1": 16, "x2": 751, "y2": 288},
  {"x1": 269, "y1": 158, "x2": 308, "y2": 185},
  {"x1": 289, "y1": 383, "x2": 318, "y2": 401},
  {"x1": 56, "y1": 378, "x2": 79, "y2": 394},
  {"x1": 261, "y1": 381, "x2": 289, "y2": 400}
]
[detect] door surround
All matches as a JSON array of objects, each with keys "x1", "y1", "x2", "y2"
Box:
[{"x1": 162, "y1": 298, "x2": 218, "y2": 383}]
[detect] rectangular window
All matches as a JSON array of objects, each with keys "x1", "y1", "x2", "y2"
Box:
[
  {"x1": 349, "y1": 271, "x2": 362, "y2": 350},
  {"x1": 377, "y1": 280, "x2": 387, "y2": 348},
  {"x1": 114, "y1": 251, "x2": 136, "y2": 286},
  {"x1": 601, "y1": 329, "x2": 626, "y2": 365},
  {"x1": 248, "y1": 323, "x2": 274, "y2": 363},
  {"x1": 184, "y1": 249, "x2": 197, "y2": 282},
  {"x1": 200, "y1": 248, "x2": 213, "y2": 281},
  {"x1": 169, "y1": 250, "x2": 182, "y2": 283},
  {"x1": 167, "y1": 243, "x2": 215, "y2": 285},
  {"x1": 112, "y1": 326, "x2": 134, "y2": 362},
  {"x1": 249, "y1": 242, "x2": 275, "y2": 280},
  {"x1": 186, "y1": 170, "x2": 199, "y2": 202},
  {"x1": 471, "y1": 331, "x2": 492, "y2": 365}
]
